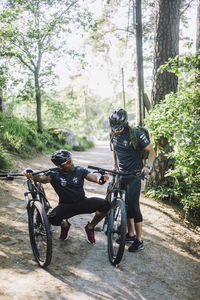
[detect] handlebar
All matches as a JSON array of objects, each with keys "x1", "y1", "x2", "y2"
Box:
[
  {"x1": 88, "y1": 165, "x2": 131, "y2": 176},
  {"x1": 0, "y1": 167, "x2": 57, "y2": 180},
  {"x1": 88, "y1": 165, "x2": 145, "y2": 181}
]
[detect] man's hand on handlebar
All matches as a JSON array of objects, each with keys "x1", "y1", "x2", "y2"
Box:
[
  {"x1": 98, "y1": 175, "x2": 109, "y2": 185},
  {"x1": 23, "y1": 168, "x2": 34, "y2": 179}
]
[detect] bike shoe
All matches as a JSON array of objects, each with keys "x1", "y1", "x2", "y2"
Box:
[
  {"x1": 85, "y1": 223, "x2": 96, "y2": 244},
  {"x1": 59, "y1": 222, "x2": 71, "y2": 240},
  {"x1": 128, "y1": 239, "x2": 144, "y2": 252}
]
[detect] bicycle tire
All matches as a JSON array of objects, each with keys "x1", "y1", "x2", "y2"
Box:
[
  {"x1": 107, "y1": 199, "x2": 127, "y2": 266},
  {"x1": 27, "y1": 200, "x2": 52, "y2": 267}
]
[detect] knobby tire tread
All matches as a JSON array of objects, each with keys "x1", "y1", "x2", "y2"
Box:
[
  {"x1": 28, "y1": 201, "x2": 52, "y2": 267},
  {"x1": 107, "y1": 199, "x2": 126, "y2": 266}
]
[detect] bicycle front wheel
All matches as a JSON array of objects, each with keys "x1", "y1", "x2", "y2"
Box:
[
  {"x1": 107, "y1": 199, "x2": 127, "y2": 266},
  {"x1": 27, "y1": 200, "x2": 52, "y2": 267}
]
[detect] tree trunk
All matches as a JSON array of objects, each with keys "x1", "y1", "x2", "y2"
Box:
[
  {"x1": 34, "y1": 73, "x2": 43, "y2": 133},
  {"x1": 151, "y1": 0, "x2": 180, "y2": 106},
  {"x1": 149, "y1": 0, "x2": 181, "y2": 186},
  {"x1": 121, "y1": 68, "x2": 126, "y2": 110},
  {"x1": 135, "y1": 0, "x2": 145, "y2": 125},
  {"x1": 0, "y1": 93, "x2": 3, "y2": 113},
  {"x1": 196, "y1": 0, "x2": 200, "y2": 53}
]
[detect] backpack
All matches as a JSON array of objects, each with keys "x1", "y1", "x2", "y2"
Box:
[{"x1": 110, "y1": 126, "x2": 150, "y2": 162}]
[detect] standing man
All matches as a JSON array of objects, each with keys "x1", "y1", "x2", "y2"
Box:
[{"x1": 109, "y1": 108, "x2": 155, "y2": 252}]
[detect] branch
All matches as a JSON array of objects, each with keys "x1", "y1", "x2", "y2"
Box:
[
  {"x1": 21, "y1": 36, "x2": 37, "y2": 70},
  {"x1": 41, "y1": 0, "x2": 79, "y2": 45},
  {"x1": 180, "y1": 0, "x2": 195, "y2": 16},
  {"x1": 6, "y1": 37, "x2": 37, "y2": 71},
  {"x1": 0, "y1": 52, "x2": 34, "y2": 73}
]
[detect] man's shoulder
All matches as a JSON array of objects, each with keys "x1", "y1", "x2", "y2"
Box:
[
  {"x1": 135, "y1": 128, "x2": 150, "y2": 145},
  {"x1": 129, "y1": 126, "x2": 150, "y2": 148},
  {"x1": 75, "y1": 165, "x2": 85, "y2": 171},
  {"x1": 75, "y1": 166, "x2": 90, "y2": 173}
]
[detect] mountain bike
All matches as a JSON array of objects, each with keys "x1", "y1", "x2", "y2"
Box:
[
  {"x1": 0, "y1": 168, "x2": 55, "y2": 268},
  {"x1": 88, "y1": 165, "x2": 144, "y2": 267}
]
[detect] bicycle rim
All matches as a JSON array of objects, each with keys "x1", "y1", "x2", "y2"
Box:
[
  {"x1": 107, "y1": 200, "x2": 126, "y2": 266},
  {"x1": 28, "y1": 201, "x2": 52, "y2": 267}
]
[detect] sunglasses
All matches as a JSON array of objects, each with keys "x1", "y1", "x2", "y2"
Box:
[
  {"x1": 113, "y1": 127, "x2": 124, "y2": 133},
  {"x1": 60, "y1": 157, "x2": 72, "y2": 165}
]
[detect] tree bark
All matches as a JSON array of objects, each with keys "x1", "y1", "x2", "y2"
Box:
[
  {"x1": 149, "y1": 0, "x2": 181, "y2": 186},
  {"x1": 135, "y1": 0, "x2": 145, "y2": 125},
  {"x1": 34, "y1": 73, "x2": 43, "y2": 133},
  {"x1": 196, "y1": 0, "x2": 200, "y2": 53},
  {"x1": 151, "y1": 0, "x2": 180, "y2": 106},
  {"x1": 0, "y1": 90, "x2": 3, "y2": 113}
]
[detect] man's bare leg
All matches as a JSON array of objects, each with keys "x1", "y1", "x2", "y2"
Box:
[
  {"x1": 127, "y1": 218, "x2": 142, "y2": 241},
  {"x1": 87, "y1": 211, "x2": 106, "y2": 229},
  {"x1": 134, "y1": 221, "x2": 142, "y2": 241},
  {"x1": 127, "y1": 218, "x2": 135, "y2": 237}
]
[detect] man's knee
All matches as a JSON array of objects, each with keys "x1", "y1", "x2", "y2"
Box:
[
  {"x1": 47, "y1": 210, "x2": 62, "y2": 226},
  {"x1": 100, "y1": 201, "x2": 110, "y2": 213}
]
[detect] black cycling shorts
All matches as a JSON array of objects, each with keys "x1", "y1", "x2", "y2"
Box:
[
  {"x1": 48, "y1": 197, "x2": 110, "y2": 226},
  {"x1": 125, "y1": 177, "x2": 142, "y2": 222}
]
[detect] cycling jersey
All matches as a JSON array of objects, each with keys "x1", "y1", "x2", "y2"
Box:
[
  {"x1": 47, "y1": 166, "x2": 90, "y2": 204},
  {"x1": 112, "y1": 127, "x2": 150, "y2": 173}
]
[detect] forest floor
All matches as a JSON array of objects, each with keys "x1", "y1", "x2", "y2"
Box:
[{"x1": 0, "y1": 141, "x2": 200, "y2": 300}]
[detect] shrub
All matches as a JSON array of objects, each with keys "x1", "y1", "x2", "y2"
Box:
[
  {"x1": 0, "y1": 113, "x2": 72, "y2": 156},
  {"x1": 145, "y1": 53, "x2": 200, "y2": 216},
  {"x1": 0, "y1": 143, "x2": 10, "y2": 170}
]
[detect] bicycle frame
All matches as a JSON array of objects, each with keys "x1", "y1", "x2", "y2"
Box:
[
  {"x1": 24, "y1": 178, "x2": 51, "y2": 212},
  {"x1": 24, "y1": 178, "x2": 52, "y2": 267},
  {"x1": 88, "y1": 165, "x2": 145, "y2": 266}
]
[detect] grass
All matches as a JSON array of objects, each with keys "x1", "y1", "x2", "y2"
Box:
[{"x1": 0, "y1": 113, "x2": 94, "y2": 170}]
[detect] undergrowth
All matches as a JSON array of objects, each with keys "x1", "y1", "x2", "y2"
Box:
[{"x1": 0, "y1": 113, "x2": 94, "y2": 170}]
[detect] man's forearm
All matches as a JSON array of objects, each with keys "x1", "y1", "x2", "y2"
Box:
[
  {"x1": 113, "y1": 149, "x2": 117, "y2": 168},
  {"x1": 33, "y1": 175, "x2": 50, "y2": 184}
]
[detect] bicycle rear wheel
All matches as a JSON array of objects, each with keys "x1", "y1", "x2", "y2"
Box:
[
  {"x1": 27, "y1": 200, "x2": 52, "y2": 267},
  {"x1": 107, "y1": 199, "x2": 126, "y2": 266}
]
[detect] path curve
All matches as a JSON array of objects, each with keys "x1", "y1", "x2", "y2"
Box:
[{"x1": 0, "y1": 141, "x2": 199, "y2": 300}]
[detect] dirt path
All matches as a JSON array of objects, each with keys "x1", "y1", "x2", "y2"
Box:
[{"x1": 0, "y1": 141, "x2": 199, "y2": 300}]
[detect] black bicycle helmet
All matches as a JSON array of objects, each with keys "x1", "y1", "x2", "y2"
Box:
[
  {"x1": 109, "y1": 108, "x2": 128, "y2": 131},
  {"x1": 51, "y1": 149, "x2": 72, "y2": 166}
]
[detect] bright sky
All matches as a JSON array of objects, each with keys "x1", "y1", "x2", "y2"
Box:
[{"x1": 54, "y1": 1, "x2": 198, "y2": 98}]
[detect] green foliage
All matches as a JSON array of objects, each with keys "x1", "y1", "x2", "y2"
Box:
[
  {"x1": 0, "y1": 112, "x2": 94, "y2": 172},
  {"x1": 145, "y1": 53, "x2": 200, "y2": 214},
  {"x1": 0, "y1": 142, "x2": 10, "y2": 170},
  {"x1": 42, "y1": 89, "x2": 84, "y2": 135},
  {"x1": 0, "y1": 112, "x2": 72, "y2": 158}
]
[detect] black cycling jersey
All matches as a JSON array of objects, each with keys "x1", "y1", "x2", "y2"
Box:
[
  {"x1": 46, "y1": 166, "x2": 90, "y2": 204},
  {"x1": 112, "y1": 127, "x2": 150, "y2": 173}
]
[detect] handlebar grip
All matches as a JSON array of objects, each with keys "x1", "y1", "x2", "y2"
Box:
[
  {"x1": 88, "y1": 165, "x2": 99, "y2": 171},
  {"x1": 99, "y1": 175, "x2": 106, "y2": 184},
  {"x1": 0, "y1": 173, "x2": 23, "y2": 177}
]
